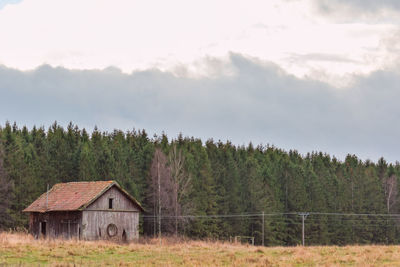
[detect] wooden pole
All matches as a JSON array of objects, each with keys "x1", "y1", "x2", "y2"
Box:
[
  {"x1": 158, "y1": 158, "x2": 161, "y2": 245},
  {"x1": 262, "y1": 211, "x2": 265, "y2": 246},
  {"x1": 46, "y1": 184, "x2": 49, "y2": 210},
  {"x1": 302, "y1": 215, "x2": 305, "y2": 246},
  {"x1": 68, "y1": 220, "x2": 71, "y2": 239},
  {"x1": 298, "y1": 212, "x2": 309, "y2": 246}
]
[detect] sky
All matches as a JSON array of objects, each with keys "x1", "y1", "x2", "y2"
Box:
[{"x1": 1, "y1": 0, "x2": 400, "y2": 162}]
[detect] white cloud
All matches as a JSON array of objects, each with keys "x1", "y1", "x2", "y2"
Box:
[
  {"x1": 0, "y1": 0, "x2": 22, "y2": 10},
  {"x1": 0, "y1": 0, "x2": 397, "y2": 86}
]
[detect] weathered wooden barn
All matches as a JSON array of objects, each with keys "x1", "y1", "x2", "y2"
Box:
[{"x1": 23, "y1": 180, "x2": 144, "y2": 242}]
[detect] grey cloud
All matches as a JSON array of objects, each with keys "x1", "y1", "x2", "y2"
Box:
[
  {"x1": 317, "y1": 0, "x2": 400, "y2": 12},
  {"x1": 284, "y1": 0, "x2": 400, "y2": 22},
  {"x1": 1, "y1": 53, "x2": 400, "y2": 162},
  {"x1": 287, "y1": 53, "x2": 360, "y2": 64}
]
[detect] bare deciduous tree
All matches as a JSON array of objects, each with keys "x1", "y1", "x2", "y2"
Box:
[
  {"x1": 149, "y1": 148, "x2": 173, "y2": 236},
  {"x1": 147, "y1": 146, "x2": 192, "y2": 236},
  {"x1": 168, "y1": 144, "x2": 191, "y2": 236},
  {"x1": 384, "y1": 174, "x2": 398, "y2": 213}
]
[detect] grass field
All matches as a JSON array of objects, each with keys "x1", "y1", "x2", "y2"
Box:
[{"x1": 1, "y1": 233, "x2": 400, "y2": 266}]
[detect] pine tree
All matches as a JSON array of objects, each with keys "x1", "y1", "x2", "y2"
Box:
[{"x1": 0, "y1": 138, "x2": 14, "y2": 229}]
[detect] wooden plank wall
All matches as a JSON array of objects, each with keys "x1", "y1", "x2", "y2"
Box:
[
  {"x1": 82, "y1": 186, "x2": 140, "y2": 242},
  {"x1": 82, "y1": 211, "x2": 139, "y2": 241},
  {"x1": 30, "y1": 211, "x2": 82, "y2": 239}
]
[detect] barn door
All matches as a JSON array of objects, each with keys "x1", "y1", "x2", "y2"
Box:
[
  {"x1": 122, "y1": 230, "x2": 127, "y2": 243},
  {"x1": 41, "y1": 221, "x2": 47, "y2": 238}
]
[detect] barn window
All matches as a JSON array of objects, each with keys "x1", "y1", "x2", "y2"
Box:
[{"x1": 109, "y1": 198, "x2": 114, "y2": 209}]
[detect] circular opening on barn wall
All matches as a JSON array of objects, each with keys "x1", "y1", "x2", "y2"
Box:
[{"x1": 107, "y1": 224, "x2": 118, "y2": 237}]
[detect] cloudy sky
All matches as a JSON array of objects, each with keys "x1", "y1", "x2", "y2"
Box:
[{"x1": 1, "y1": 0, "x2": 400, "y2": 162}]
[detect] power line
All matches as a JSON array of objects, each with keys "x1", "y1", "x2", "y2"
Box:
[
  {"x1": 142, "y1": 211, "x2": 400, "y2": 246},
  {"x1": 292, "y1": 212, "x2": 400, "y2": 218},
  {"x1": 142, "y1": 211, "x2": 400, "y2": 219}
]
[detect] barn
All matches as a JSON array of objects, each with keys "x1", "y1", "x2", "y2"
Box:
[{"x1": 23, "y1": 180, "x2": 144, "y2": 242}]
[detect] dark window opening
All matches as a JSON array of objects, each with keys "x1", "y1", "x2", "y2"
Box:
[
  {"x1": 41, "y1": 221, "x2": 46, "y2": 237},
  {"x1": 99, "y1": 227, "x2": 101, "y2": 237},
  {"x1": 109, "y1": 198, "x2": 114, "y2": 209}
]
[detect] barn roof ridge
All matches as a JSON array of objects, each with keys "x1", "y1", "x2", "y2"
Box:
[
  {"x1": 55, "y1": 180, "x2": 114, "y2": 184},
  {"x1": 23, "y1": 180, "x2": 143, "y2": 213}
]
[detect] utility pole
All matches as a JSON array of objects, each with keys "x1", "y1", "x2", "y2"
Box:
[
  {"x1": 262, "y1": 211, "x2": 265, "y2": 246},
  {"x1": 46, "y1": 184, "x2": 49, "y2": 210},
  {"x1": 158, "y1": 158, "x2": 161, "y2": 245},
  {"x1": 153, "y1": 199, "x2": 156, "y2": 238},
  {"x1": 298, "y1": 212, "x2": 309, "y2": 246}
]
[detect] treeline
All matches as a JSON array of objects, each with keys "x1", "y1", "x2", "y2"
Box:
[{"x1": 1, "y1": 122, "x2": 400, "y2": 245}]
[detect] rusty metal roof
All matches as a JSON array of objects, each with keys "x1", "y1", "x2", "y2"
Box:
[{"x1": 23, "y1": 180, "x2": 143, "y2": 213}]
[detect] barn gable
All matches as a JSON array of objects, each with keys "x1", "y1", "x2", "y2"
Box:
[
  {"x1": 83, "y1": 183, "x2": 143, "y2": 212},
  {"x1": 85, "y1": 186, "x2": 141, "y2": 211}
]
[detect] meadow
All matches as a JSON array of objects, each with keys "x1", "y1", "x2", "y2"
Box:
[{"x1": 1, "y1": 233, "x2": 400, "y2": 266}]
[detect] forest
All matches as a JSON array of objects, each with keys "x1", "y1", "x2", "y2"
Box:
[{"x1": 1, "y1": 121, "x2": 400, "y2": 246}]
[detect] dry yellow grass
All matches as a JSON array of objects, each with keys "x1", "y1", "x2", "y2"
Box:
[{"x1": 1, "y1": 232, "x2": 400, "y2": 266}]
